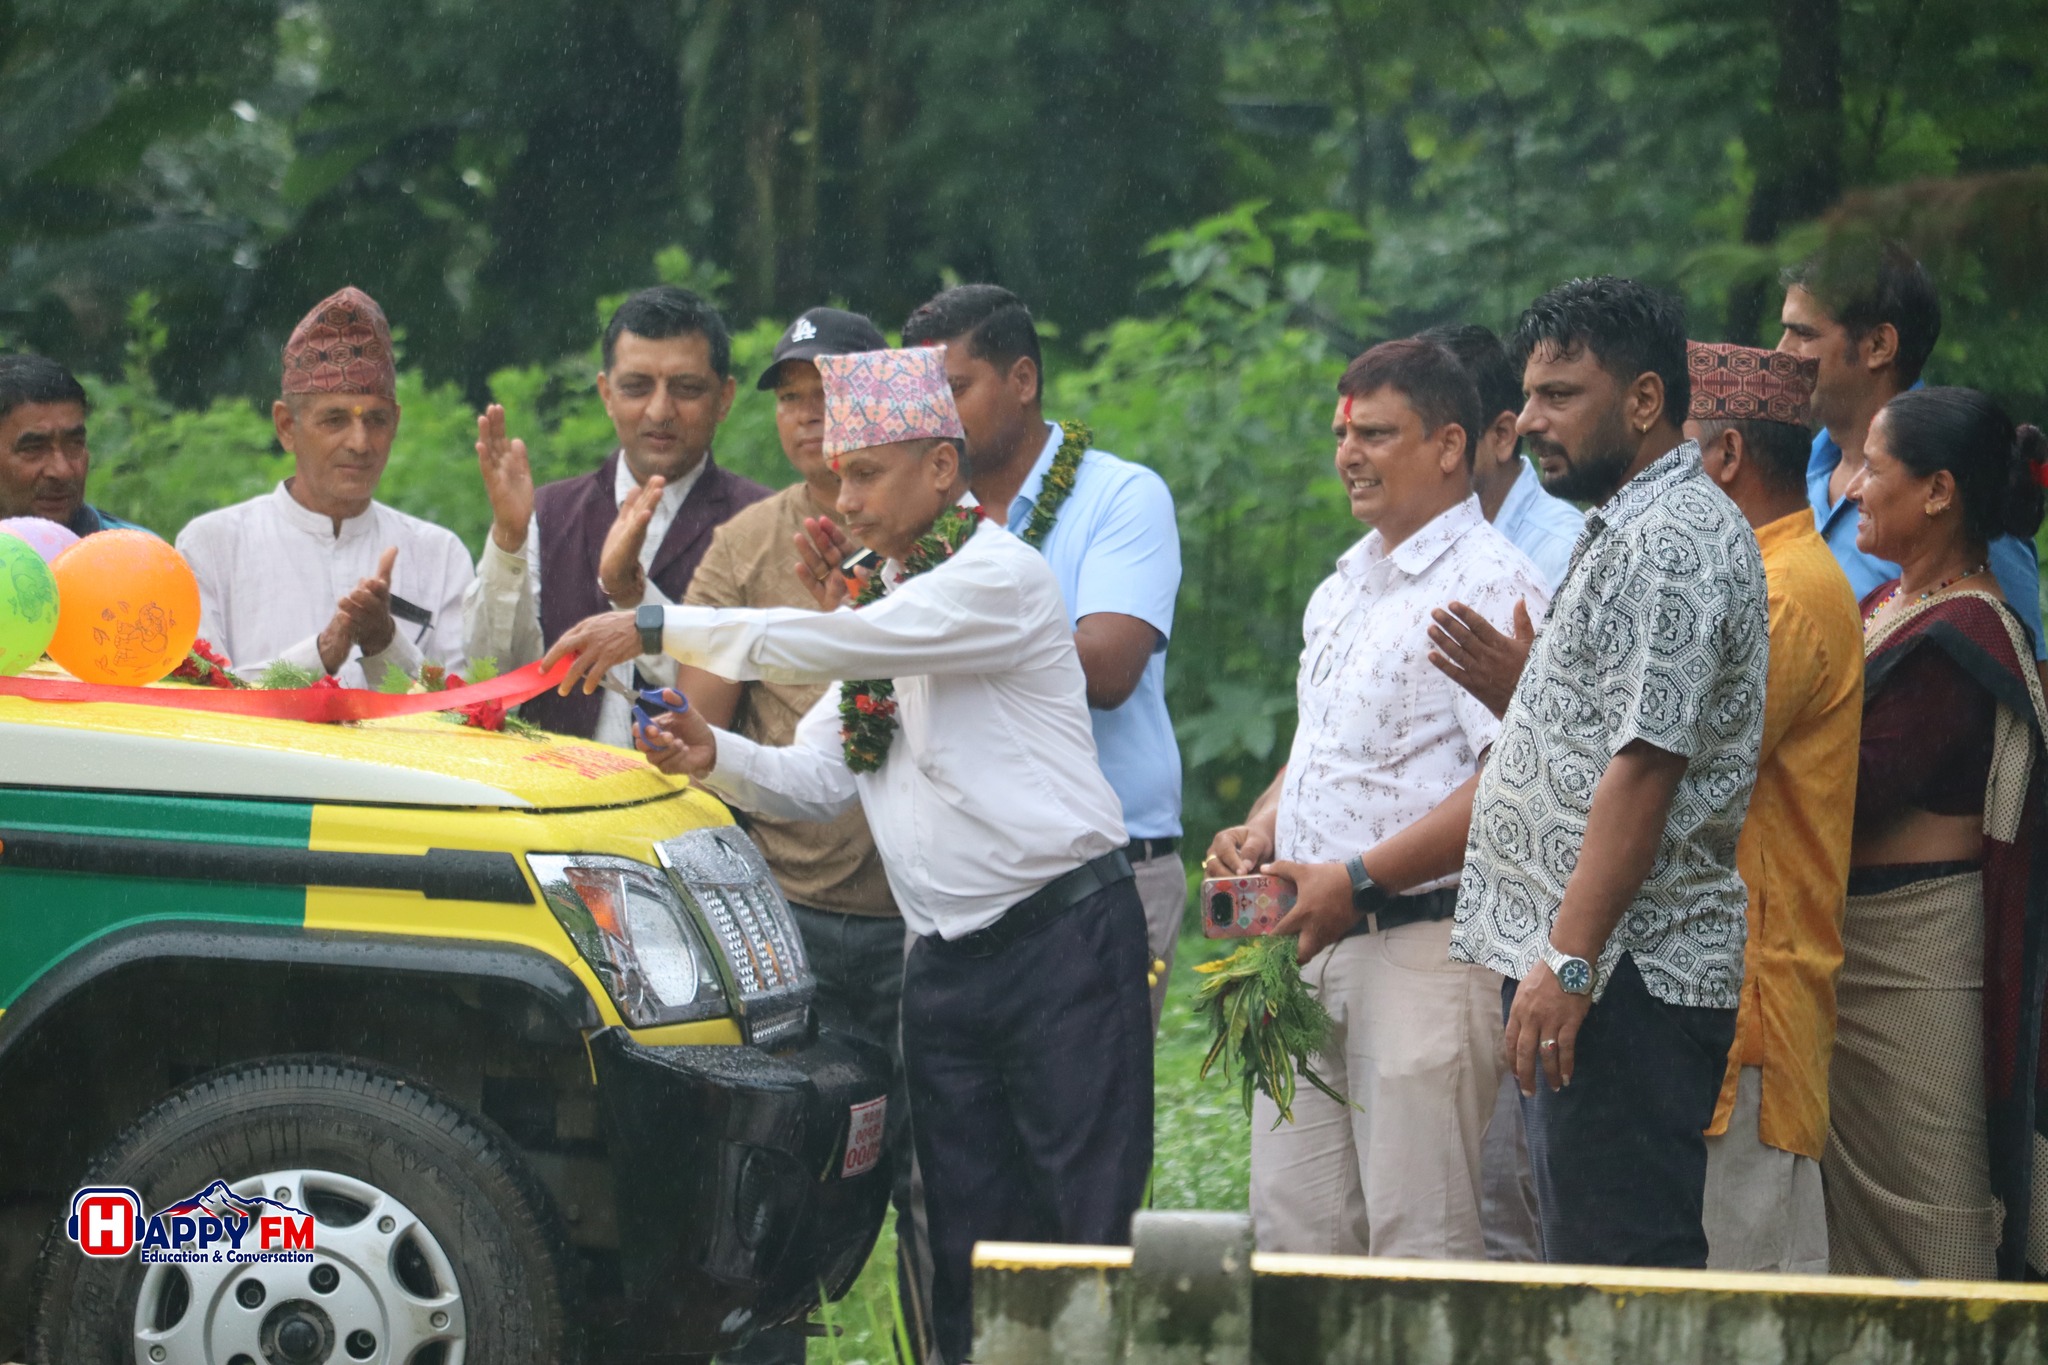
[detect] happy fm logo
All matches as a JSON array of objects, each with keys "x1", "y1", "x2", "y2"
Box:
[{"x1": 67, "y1": 1181, "x2": 315, "y2": 1259}]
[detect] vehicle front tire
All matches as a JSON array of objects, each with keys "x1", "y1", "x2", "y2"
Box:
[{"x1": 29, "y1": 1057, "x2": 574, "y2": 1365}]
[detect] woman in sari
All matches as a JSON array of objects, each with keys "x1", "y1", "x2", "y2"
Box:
[{"x1": 1828, "y1": 385, "x2": 2048, "y2": 1280}]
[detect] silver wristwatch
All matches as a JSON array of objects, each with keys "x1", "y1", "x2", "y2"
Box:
[{"x1": 1540, "y1": 940, "x2": 1595, "y2": 996}]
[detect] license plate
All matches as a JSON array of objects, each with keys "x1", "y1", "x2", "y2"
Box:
[{"x1": 841, "y1": 1097, "x2": 886, "y2": 1178}]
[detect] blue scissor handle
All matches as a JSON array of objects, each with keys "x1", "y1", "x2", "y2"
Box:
[{"x1": 631, "y1": 686, "x2": 688, "y2": 734}]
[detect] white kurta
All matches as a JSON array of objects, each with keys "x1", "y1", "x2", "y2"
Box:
[
  {"x1": 463, "y1": 454, "x2": 693, "y2": 746},
  {"x1": 667, "y1": 515, "x2": 1128, "y2": 939},
  {"x1": 176, "y1": 482, "x2": 474, "y2": 688}
]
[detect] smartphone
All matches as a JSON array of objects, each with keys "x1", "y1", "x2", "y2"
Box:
[
  {"x1": 1200, "y1": 874, "x2": 1296, "y2": 939},
  {"x1": 840, "y1": 547, "x2": 880, "y2": 595}
]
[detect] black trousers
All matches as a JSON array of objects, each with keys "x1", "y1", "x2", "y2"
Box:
[
  {"x1": 903, "y1": 878, "x2": 1154, "y2": 1365},
  {"x1": 1507, "y1": 952, "x2": 1737, "y2": 1268}
]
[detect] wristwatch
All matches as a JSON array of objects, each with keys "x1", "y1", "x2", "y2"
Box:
[
  {"x1": 1344, "y1": 854, "x2": 1388, "y2": 917},
  {"x1": 635, "y1": 603, "x2": 665, "y2": 657},
  {"x1": 1541, "y1": 939, "x2": 1596, "y2": 996}
]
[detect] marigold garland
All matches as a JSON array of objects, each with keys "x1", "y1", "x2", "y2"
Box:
[
  {"x1": 839, "y1": 504, "x2": 983, "y2": 772},
  {"x1": 1019, "y1": 420, "x2": 1090, "y2": 549}
]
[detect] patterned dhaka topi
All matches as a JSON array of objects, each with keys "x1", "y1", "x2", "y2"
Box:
[
  {"x1": 1686, "y1": 342, "x2": 1817, "y2": 427},
  {"x1": 281, "y1": 286, "x2": 396, "y2": 399},
  {"x1": 815, "y1": 347, "x2": 966, "y2": 459}
]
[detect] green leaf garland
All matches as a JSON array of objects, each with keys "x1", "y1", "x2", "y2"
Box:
[
  {"x1": 1019, "y1": 420, "x2": 1091, "y2": 549},
  {"x1": 1194, "y1": 936, "x2": 1354, "y2": 1125},
  {"x1": 839, "y1": 504, "x2": 984, "y2": 772}
]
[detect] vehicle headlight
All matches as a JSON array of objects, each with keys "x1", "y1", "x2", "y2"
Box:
[
  {"x1": 655, "y1": 827, "x2": 815, "y2": 1048},
  {"x1": 528, "y1": 853, "x2": 727, "y2": 1027}
]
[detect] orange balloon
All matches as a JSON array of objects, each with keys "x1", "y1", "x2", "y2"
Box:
[{"x1": 48, "y1": 530, "x2": 202, "y2": 686}]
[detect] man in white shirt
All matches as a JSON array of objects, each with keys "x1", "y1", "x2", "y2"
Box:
[
  {"x1": 466, "y1": 285, "x2": 769, "y2": 743},
  {"x1": 177, "y1": 287, "x2": 472, "y2": 688},
  {"x1": 545, "y1": 346, "x2": 1146, "y2": 1365},
  {"x1": 1205, "y1": 337, "x2": 1550, "y2": 1259}
]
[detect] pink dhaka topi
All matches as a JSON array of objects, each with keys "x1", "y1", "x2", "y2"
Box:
[
  {"x1": 282, "y1": 286, "x2": 396, "y2": 399},
  {"x1": 816, "y1": 347, "x2": 967, "y2": 459},
  {"x1": 1687, "y1": 342, "x2": 1817, "y2": 427}
]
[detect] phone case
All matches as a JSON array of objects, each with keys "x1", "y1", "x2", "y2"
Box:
[{"x1": 1200, "y1": 874, "x2": 1297, "y2": 938}]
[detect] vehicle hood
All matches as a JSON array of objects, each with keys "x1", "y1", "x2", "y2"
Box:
[{"x1": 0, "y1": 693, "x2": 691, "y2": 810}]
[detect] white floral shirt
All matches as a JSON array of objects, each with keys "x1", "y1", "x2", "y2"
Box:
[
  {"x1": 1451, "y1": 442, "x2": 1769, "y2": 1008},
  {"x1": 1275, "y1": 496, "x2": 1550, "y2": 890}
]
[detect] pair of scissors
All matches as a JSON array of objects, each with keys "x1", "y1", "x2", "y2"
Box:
[{"x1": 595, "y1": 676, "x2": 688, "y2": 735}]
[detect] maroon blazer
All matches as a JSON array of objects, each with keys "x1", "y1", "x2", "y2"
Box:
[{"x1": 521, "y1": 449, "x2": 770, "y2": 738}]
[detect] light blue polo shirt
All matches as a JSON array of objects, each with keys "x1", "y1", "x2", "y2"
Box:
[
  {"x1": 1808, "y1": 409, "x2": 2045, "y2": 659},
  {"x1": 1491, "y1": 457, "x2": 1584, "y2": 590},
  {"x1": 1007, "y1": 421, "x2": 1183, "y2": 839}
]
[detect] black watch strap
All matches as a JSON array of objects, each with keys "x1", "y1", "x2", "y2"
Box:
[
  {"x1": 1345, "y1": 853, "x2": 1386, "y2": 914},
  {"x1": 635, "y1": 602, "x2": 665, "y2": 656}
]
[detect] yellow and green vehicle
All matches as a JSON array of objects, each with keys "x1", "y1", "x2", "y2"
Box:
[{"x1": 0, "y1": 691, "x2": 891, "y2": 1363}]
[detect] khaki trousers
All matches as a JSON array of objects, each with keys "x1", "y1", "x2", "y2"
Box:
[
  {"x1": 1250, "y1": 918, "x2": 1505, "y2": 1259},
  {"x1": 1132, "y1": 852, "x2": 1187, "y2": 1032}
]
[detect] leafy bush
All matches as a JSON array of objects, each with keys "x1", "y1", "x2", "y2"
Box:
[{"x1": 1053, "y1": 204, "x2": 1379, "y2": 839}]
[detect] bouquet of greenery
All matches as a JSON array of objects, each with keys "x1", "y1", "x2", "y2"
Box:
[{"x1": 1194, "y1": 935, "x2": 1352, "y2": 1125}]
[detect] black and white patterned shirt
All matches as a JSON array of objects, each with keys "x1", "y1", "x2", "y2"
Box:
[{"x1": 1450, "y1": 441, "x2": 1768, "y2": 1008}]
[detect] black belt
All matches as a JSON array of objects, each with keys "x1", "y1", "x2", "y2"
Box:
[
  {"x1": 930, "y1": 850, "x2": 1135, "y2": 958},
  {"x1": 1341, "y1": 886, "x2": 1460, "y2": 939},
  {"x1": 1126, "y1": 836, "x2": 1179, "y2": 862}
]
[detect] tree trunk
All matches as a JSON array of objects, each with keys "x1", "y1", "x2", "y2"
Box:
[
  {"x1": 742, "y1": 1, "x2": 781, "y2": 313},
  {"x1": 1728, "y1": 0, "x2": 1844, "y2": 341},
  {"x1": 793, "y1": 0, "x2": 822, "y2": 305},
  {"x1": 855, "y1": 0, "x2": 896, "y2": 302}
]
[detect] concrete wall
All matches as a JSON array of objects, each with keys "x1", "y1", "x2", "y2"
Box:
[{"x1": 973, "y1": 1220, "x2": 2048, "y2": 1365}]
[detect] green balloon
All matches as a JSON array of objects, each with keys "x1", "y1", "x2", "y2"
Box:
[{"x1": 0, "y1": 532, "x2": 60, "y2": 676}]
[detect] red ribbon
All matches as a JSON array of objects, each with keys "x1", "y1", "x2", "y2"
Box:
[{"x1": 0, "y1": 657, "x2": 574, "y2": 725}]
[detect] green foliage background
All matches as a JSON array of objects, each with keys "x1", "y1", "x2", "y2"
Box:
[{"x1": 11, "y1": 0, "x2": 2048, "y2": 847}]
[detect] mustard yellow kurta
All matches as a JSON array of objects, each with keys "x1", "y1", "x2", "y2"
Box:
[{"x1": 1706, "y1": 510, "x2": 1864, "y2": 1159}]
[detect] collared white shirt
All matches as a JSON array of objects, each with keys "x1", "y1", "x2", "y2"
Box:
[
  {"x1": 1275, "y1": 496, "x2": 1549, "y2": 890},
  {"x1": 661, "y1": 512, "x2": 1127, "y2": 939},
  {"x1": 1492, "y1": 457, "x2": 1584, "y2": 591},
  {"x1": 465, "y1": 453, "x2": 696, "y2": 746},
  {"x1": 177, "y1": 482, "x2": 473, "y2": 688}
]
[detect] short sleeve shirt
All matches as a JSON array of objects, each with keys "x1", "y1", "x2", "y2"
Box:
[
  {"x1": 1492, "y1": 458, "x2": 1585, "y2": 591},
  {"x1": 1007, "y1": 423, "x2": 1183, "y2": 838},
  {"x1": 1452, "y1": 442, "x2": 1769, "y2": 1008},
  {"x1": 1276, "y1": 496, "x2": 1551, "y2": 889}
]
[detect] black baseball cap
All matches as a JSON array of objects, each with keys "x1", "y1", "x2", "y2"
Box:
[{"x1": 756, "y1": 307, "x2": 888, "y2": 390}]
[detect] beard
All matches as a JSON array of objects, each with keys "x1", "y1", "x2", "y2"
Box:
[{"x1": 1530, "y1": 404, "x2": 1637, "y2": 503}]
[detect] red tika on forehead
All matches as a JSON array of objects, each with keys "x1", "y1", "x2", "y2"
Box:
[
  {"x1": 1340, "y1": 394, "x2": 1354, "y2": 425},
  {"x1": 1686, "y1": 342, "x2": 1817, "y2": 428},
  {"x1": 281, "y1": 286, "x2": 396, "y2": 399}
]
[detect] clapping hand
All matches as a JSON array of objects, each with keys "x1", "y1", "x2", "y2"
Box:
[
  {"x1": 599, "y1": 476, "x2": 666, "y2": 607},
  {"x1": 319, "y1": 545, "x2": 399, "y2": 674},
  {"x1": 476, "y1": 404, "x2": 534, "y2": 554},
  {"x1": 1427, "y1": 598, "x2": 1535, "y2": 720}
]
